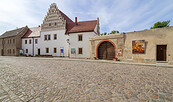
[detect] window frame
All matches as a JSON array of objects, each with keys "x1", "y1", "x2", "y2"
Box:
[
  {"x1": 54, "y1": 48, "x2": 57, "y2": 53},
  {"x1": 29, "y1": 39, "x2": 31, "y2": 44},
  {"x1": 25, "y1": 40, "x2": 27, "y2": 44},
  {"x1": 35, "y1": 39, "x2": 38, "y2": 44},
  {"x1": 78, "y1": 47, "x2": 83, "y2": 54},
  {"x1": 78, "y1": 34, "x2": 83, "y2": 41},
  {"x1": 48, "y1": 35, "x2": 51, "y2": 40},
  {"x1": 54, "y1": 34, "x2": 57, "y2": 40},
  {"x1": 46, "y1": 48, "x2": 49, "y2": 53},
  {"x1": 26, "y1": 49, "x2": 28, "y2": 53}
]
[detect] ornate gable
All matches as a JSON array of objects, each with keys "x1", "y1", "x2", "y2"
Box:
[{"x1": 41, "y1": 3, "x2": 66, "y2": 31}]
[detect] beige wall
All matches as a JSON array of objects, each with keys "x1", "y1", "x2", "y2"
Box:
[{"x1": 89, "y1": 26, "x2": 173, "y2": 65}]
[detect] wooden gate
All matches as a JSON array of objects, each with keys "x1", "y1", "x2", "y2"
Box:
[{"x1": 98, "y1": 41, "x2": 115, "y2": 60}]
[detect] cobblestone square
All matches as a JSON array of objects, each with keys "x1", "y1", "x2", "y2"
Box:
[{"x1": 0, "y1": 56, "x2": 172, "y2": 102}]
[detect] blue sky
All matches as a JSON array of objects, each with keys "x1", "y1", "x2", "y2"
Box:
[{"x1": 0, "y1": 0, "x2": 173, "y2": 35}]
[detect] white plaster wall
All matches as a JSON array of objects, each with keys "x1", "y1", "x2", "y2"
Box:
[
  {"x1": 69, "y1": 31, "x2": 98, "y2": 58},
  {"x1": 38, "y1": 30, "x2": 69, "y2": 57},
  {"x1": 22, "y1": 38, "x2": 33, "y2": 56}
]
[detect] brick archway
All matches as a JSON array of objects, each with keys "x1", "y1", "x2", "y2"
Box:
[{"x1": 96, "y1": 40, "x2": 116, "y2": 59}]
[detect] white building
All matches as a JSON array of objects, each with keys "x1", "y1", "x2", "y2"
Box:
[
  {"x1": 22, "y1": 27, "x2": 41, "y2": 56},
  {"x1": 22, "y1": 3, "x2": 100, "y2": 58}
]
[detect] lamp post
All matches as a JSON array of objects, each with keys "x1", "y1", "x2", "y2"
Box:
[{"x1": 66, "y1": 39, "x2": 70, "y2": 58}]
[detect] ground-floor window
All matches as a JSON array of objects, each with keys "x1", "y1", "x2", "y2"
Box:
[
  {"x1": 78, "y1": 48, "x2": 83, "y2": 54},
  {"x1": 54, "y1": 48, "x2": 57, "y2": 53},
  {"x1": 13, "y1": 49, "x2": 15, "y2": 54},
  {"x1": 26, "y1": 49, "x2": 28, "y2": 53},
  {"x1": 46, "y1": 48, "x2": 49, "y2": 53}
]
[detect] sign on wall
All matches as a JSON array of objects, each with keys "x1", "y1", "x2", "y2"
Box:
[
  {"x1": 19, "y1": 49, "x2": 24, "y2": 54},
  {"x1": 117, "y1": 49, "x2": 123, "y2": 56},
  {"x1": 71, "y1": 48, "x2": 76, "y2": 54},
  {"x1": 132, "y1": 40, "x2": 145, "y2": 54}
]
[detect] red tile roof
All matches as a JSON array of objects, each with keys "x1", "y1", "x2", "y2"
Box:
[
  {"x1": 22, "y1": 27, "x2": 41, "y2": 38},
  {"x1": 59, "y1": 10, "x2": 97, "y2": 34},
  {"x1": 68, "y1": 20, "x2": 97, "y2": 34}
]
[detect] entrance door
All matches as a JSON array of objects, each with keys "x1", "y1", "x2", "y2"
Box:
[
  {"x1": 157, "y1": 45, "x2": 167, "y2": 61},
  {"x1": 38, "y1": 49, "x2": 40, "y2": 55},
  {"x1": 98, "y1": 41, "x2": 115, "y2": 60}
]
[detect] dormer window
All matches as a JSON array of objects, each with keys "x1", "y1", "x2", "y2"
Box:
[{"x1": 49, "y1": 23, "x2": 51, "y2": 26}]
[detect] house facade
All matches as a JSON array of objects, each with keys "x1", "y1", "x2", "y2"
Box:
[
  {"x1": 0, "y1": 26, "x2": 28, "y2": 56},
  {"x1": 21, "y1": 3, "x2": 100, "y2": 58},
  {"x1": 90, "y1": 26, "x2": 173, "y2": 65}
]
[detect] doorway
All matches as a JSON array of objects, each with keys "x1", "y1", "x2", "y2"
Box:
[
  {"x1": 38, "y1": 49, "x2": 40, "y2": 55},
  {"x1": 157, "y1": 45, "x2": 167, "y2": 61},
  {"x1": 98, "y1": 41, "x2": 115, "y2": 60}
]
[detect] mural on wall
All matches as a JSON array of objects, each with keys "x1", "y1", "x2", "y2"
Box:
[
  {"x1": 132, "y1": 40, "x2": 145, "y2": 54},
  {"x1": 117, "y1": 49, "x2": 123, "y2": 56}
]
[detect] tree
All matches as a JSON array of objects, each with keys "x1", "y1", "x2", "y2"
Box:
[
  {"x1": 110, "y1": 30, "x2": 119, "y2": 34},
  {"x1": 150, "y1": 20, "x2": 170, "y2": 29},
  {"x1": 103, "y1": 32, "x2": 107, "y2": 35}
]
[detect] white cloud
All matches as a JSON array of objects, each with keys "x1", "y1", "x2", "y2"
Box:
[{"x1": 0, "y1": 0, "x2": 173, "y2": 34}]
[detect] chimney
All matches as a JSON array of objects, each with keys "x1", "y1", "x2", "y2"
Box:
[{"x1": 75, "y1": 17, "x2": 78, "y2": 25}]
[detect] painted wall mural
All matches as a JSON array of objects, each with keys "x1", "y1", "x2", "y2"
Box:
[{"x1": 132, "y1": 40, "x2": 145, "y2": 54}]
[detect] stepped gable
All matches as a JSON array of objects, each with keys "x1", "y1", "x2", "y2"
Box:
[
  {"x1": 0, "y1": 26, "x2": 28, "y2": 38},
  {"x1": 22, "y1": 27, "x2": 41, "y2": 38}
]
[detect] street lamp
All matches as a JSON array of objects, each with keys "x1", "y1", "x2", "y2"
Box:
[{"x1": 66, "y1": 39, "x2": 70, "y2": 58}]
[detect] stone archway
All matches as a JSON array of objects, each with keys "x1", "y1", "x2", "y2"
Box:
[{"x1": 96, "y1": 40, "x2": 116, "y2": 60}]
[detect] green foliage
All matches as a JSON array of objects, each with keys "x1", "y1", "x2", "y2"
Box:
[
  {"x1": 110, "y1": 30, "x2": 119, "y2": 34},
  {"x1": 104, "y1": 32, "x2": 107, "y2": 35},
  {"x1": 150, "y1": 20, "x2": 170, "y2": 29},
  {"x1": 100, "y1": 30, "x2": 119, "y2": 36}
]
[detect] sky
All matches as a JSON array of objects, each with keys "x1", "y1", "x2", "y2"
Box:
[{"x1": 0, "y1": 0, "x2": 173, "y2": 35}]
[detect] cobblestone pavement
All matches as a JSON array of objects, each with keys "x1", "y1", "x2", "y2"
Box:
[{"x1": 0, "y1": 57, "x2": 172, "y2": 102}]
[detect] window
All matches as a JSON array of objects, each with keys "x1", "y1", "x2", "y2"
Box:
[
  {"x1": 35, "y1": 39, "x2": 38, "y2": 44},
  {"x1": 48, "y1": 35, "x2": 51, "y2": 40},
  {"x1": 55, "y1": 22, "x2": 57, "y2": 26},
  {"x1": 78, "y1": 35, "x2": 83, "y2": 41},
  {"x1": 10, "y1": 39, "x2": 11, "y2": 44},
  {"x1": 13, "y1": 49, "x2": 15, "y2": 54},
  {"x1": 49, "y1": 23, "x2": 51, "y2": 26},
  {"x1": 44, "y1": 35, "x2": 47, "y2": 40},
  {"x1": 9, "y1": 49, "x2": 11, "y2": 54},
  {"x1": 54, "y1": 34, "x2": 57, "y2": 40},
  {"x1": 46, "y1": 48, "x2": 49, "y2": 53},
  {"x1": 13, "y1": 39, "x2": 15, "y2": 44},
  {"x1": 78, "y1": 48, "x2": 83, "y2": 54},
  {"x1": 25, "y1": 40, "x2": 27, "y2": 44},
  {"x1": 29, "y1": 40, "x2": 31, "y2": 44},
  {"x1": 26, "y1": 49, "x2": 28, "y2": 53},
  {"x1": 54, "y1": 48, "x2": 57, "y2": 53}
]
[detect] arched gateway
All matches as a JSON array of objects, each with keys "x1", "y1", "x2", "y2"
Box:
[{"x1": 96, "y1": 40, "x2": 116, "y2": 60}]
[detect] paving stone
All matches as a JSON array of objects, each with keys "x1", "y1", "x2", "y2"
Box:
[{"x1": 0, "y1": 56, "x2": 172, "y2": 102}]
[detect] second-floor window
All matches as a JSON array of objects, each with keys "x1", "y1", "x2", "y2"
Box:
[
  {"x1": 25, "y1": 40, "x2": 27, "y2": 44},
  {"x1": 44, "y1": 35, "x2": 51, "y2": 41},
  {"x1": 48, "y1": 35, "x2": 51, "y2": 40},
  {"x1": 13, "y1": 39, "x2": 15, "y2": 44},
  {"x1": 29, "y1": 40, "x2": 31, "y2": 44},
  {"x1": 35, "y1": 39, "x2": 38, "y2": 44},
  {"x1": 78, "y1": 35, "x2": 83, "y2": 41},
  {"x1": 54, "y1": 34, "x2": 57, "y2": 40}
]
